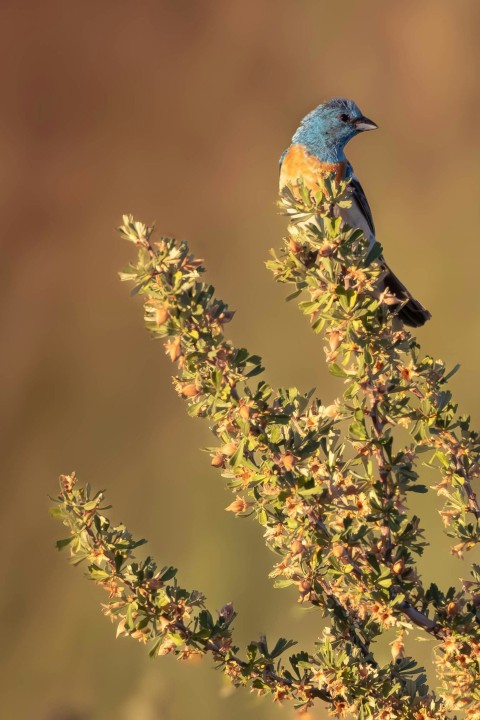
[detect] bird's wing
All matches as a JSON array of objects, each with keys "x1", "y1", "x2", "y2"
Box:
[
  {"x1": 279, "y1": 155, "x2": 431, "y2": 327},
  {"x1": 336, "y1": 168, "x2": 376, "y2": 243},
  {"x1": 339, "y1": 167, "x2": 431, "y2": 326},
  {"x1": 348, "y1": 172, "x2": 375, "y2": 236}
]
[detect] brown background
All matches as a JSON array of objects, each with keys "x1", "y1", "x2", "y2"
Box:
[{"x1": 2, "y1": 1, "x2": 480, "y2": 718}]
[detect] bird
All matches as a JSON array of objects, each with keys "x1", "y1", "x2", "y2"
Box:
[{"x1": 279, "y1": 98, "x2": 431, "y2": 328}]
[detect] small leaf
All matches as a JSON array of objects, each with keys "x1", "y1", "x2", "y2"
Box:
[
  {"x1": 56, "y1": 536, "x2": 74, "y2": 551},
  {"x1": 329, "y1": 364, "x2": 349, "y2": 378}
]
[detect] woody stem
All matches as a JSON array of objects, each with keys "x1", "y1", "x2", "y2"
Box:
[{"x1": 370, "y1": 397, "x2": 394, "y2": 561}]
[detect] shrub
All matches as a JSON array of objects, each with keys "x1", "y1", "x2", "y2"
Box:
[{"x1": 51, "y1": 182, "x2": 480, "y2": 719}]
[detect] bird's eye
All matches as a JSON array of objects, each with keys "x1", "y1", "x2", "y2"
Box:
[{"x1": 339, "y1": 113, "x2": 350, "y2": 123}]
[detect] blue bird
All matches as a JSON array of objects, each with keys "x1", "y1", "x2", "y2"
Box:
[{"x1": 279, "y1": 98, "x2": 431, "y2": 327}]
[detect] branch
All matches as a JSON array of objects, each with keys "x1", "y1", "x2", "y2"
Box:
[
  {"x1": 52, "y1": 473, "x2": 456, "y2": 718},
  {"x1": 50, "y1": 474, "x2": 331, "y2": 707},
  {"x1": 115, "y1": 212, "x2": 462, "y2": 717},
  {"x1": 50, "y1": 190, "x2": 480, "y2": 717}
]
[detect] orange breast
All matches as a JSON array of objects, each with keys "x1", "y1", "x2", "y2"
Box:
[{"x1": 279, "y1": 144, "x2": 346, "y2": 195}]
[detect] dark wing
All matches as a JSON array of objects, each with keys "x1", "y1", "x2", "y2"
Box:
[
  {"x1": 381, "y1": 265, "x2": 432, "y2": 327},
  {"x1": 346, "y1": 167, "x2": 431, "y2": 328},
  {"x1": 348, "y1": 169, "x2": 375, "y2": 236}
]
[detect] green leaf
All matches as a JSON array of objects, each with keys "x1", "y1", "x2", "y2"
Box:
[
  {"x1": 329, "y1": 364, "x2": 349, "y2": 378},
  {"x1": 270, "y1": 637, "x2": 297, "y2": 658},
  {"x1": 159, "y1": 566, "x2": 177, "y2": 582},
  {"x1": 56, "y1": 536, "x2": 74, "y2": 551},
  {"x1": 363, "y1": 241, "x2": 383, "y2": 266},
  {"x1": 273, "y1": 578, "x2": 295, "y2": 589}
]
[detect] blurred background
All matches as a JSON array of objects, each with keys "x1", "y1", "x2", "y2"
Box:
[{"x1": 2, "y1": 1, "x2": 480, "y2": 718}]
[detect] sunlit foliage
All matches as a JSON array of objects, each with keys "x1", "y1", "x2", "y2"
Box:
[{"x1": 52, "y1": 184, "x2": 480, "y2": 718}]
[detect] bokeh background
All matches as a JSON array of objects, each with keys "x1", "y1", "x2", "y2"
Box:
[{"x1": 2, "y1": 1, "x2": 480, "y2": 718}]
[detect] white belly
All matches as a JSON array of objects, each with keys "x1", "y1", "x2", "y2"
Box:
[{"x1": 336, "y1": 195, "x2": 376, "y2": 250}]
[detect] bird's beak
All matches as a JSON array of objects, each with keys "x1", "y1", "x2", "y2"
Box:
[{"x1": 354, "y1": 116, "x2": 379, "y2": 132}]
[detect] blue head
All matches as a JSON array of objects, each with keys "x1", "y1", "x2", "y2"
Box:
[{"x1": 291, "y1": 98, "x2": 378, "y2": 162}]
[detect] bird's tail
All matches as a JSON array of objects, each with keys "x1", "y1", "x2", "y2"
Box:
[{"x1": 382, "y1": 265, "x2": 431, "y2": 328}]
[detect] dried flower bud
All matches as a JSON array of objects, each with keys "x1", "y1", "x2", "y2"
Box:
[
  {"x1": 239, "y1": 403, "x2": 251, "y2": 421},
  {"x1": 289, "y1": 237, "x2": 302, "y2": 254},
  {"x1": 221, "y1": 441, "x2": 237, "y2": 457},
  {"x1": 218, "y1": 310, "x2": 235, "y2": 324},
  {"x1": 178, "y1": 648, "x2": 202, "y2": 662},
  {"x1": 357, "y1": 665, "x2": 369, "y2": 680},
  {"x1": 298, "y1": 579, "x2": 312, "y2": 598},
  {"x1": 148, "y1": 578, "x2": 162, "y2": 591},
  {"x1": 225, "y1": 496, "x2": 252, "y2": 514},
  {"x1": 319, "y1": 243, "x2": 334, "y2": 257},
  {"x1": 328, "y1": 331, "x2": 341, "y2": 352},
  {"x1": 281, "y1": 453, "x2": 296, "y2": 471},
  {"x1": 116, "y1": 618, "x2": 127, "y2": 638},
  {"x1": 390, "y1": 634, "x2": 405, "y2": 661},
  {"x1": 158, "y1": 615, "x2": 172, "y2": 631},
  {"x1": 211, "y1": 454, "x2": 225, "y2": 468},
  {"x1": 291, "y1": 539, "x2": 304, "y2": 555},
  {"x1": 392, "y1": 559, "x2": 405, "y2": 575},
  {"x1": 218, "y1": 602, "x2": 235, "y2": 623},
  {"x1": 331, "y1": 543, "x2": 346, "y2": 559},
  {"x1": 157, "y1": 638, "x2": 177, "y2": 656},
  {"x1": 179, "y1": 382, "x2": 200, "y2": 397},
  {"x1": 447, "y1": 601, "x2": 459, "y2": 617},
  {"x1": 165, "y1": 337, "x2": 181, "y2": 362},
  {"x1": 155, "y1": 305, "x2": 169, "y2": 326},
  {"x1": 323, "y1": 403, "x2": 341, "y2": 419}
]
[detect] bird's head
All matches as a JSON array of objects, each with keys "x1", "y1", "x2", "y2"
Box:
[{"x1": 292, "y1": 98, "x2": 378, "y2": 161}]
